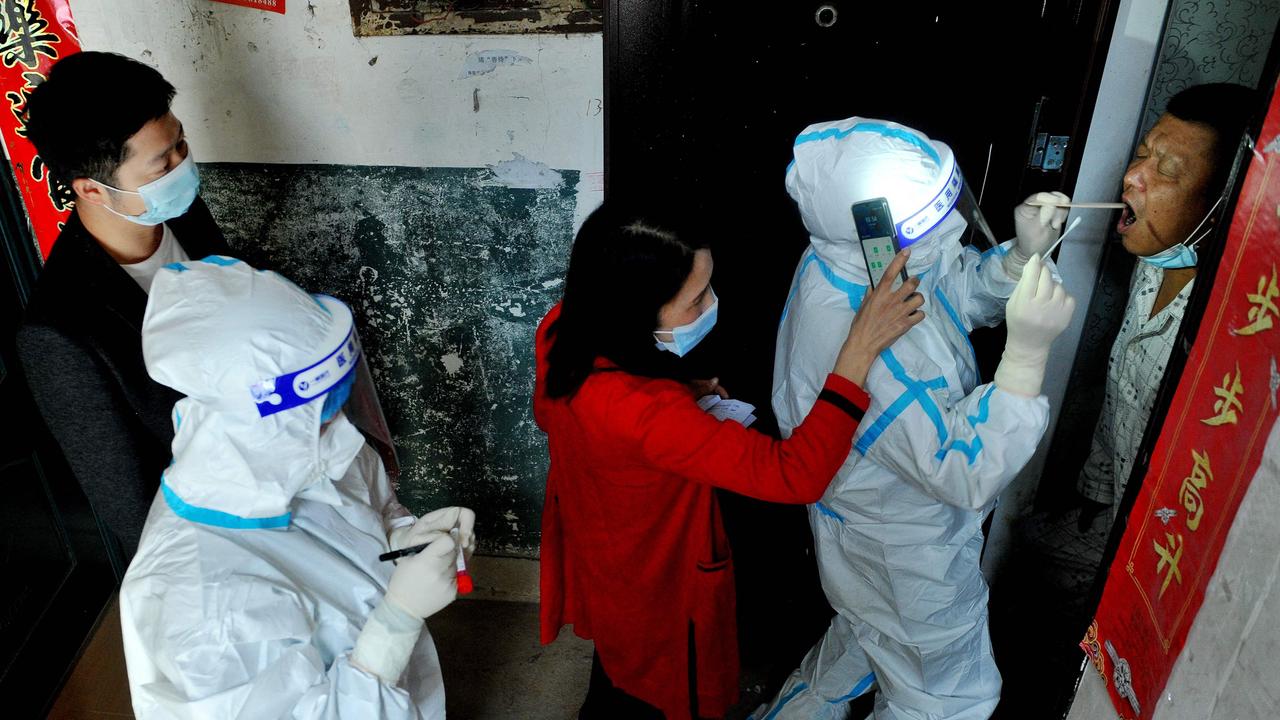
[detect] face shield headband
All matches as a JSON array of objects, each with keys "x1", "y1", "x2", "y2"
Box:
[
  {"x1": 895, "y1": 160, "x2": 997, "y2": 251},
  {"x1": 250, "y1": 324, "x2": 360, "y2": 418}
]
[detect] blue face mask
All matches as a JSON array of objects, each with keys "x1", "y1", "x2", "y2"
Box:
[
  {"x1": 1139, "y1": 242, "x2": 1198, "y2": 269},
  {"x1": 1139, "y1": 194, "x2": 1223, "y2": 270},
  {"x1": 320, "y1": 370, "x2": 357, "y2": 423},
  {"x1": 654, "y1": 292, "x2": 718, "y2": 357},
  {"x1": 95, "y1": 153, "x2": 200, "y2": 226}
]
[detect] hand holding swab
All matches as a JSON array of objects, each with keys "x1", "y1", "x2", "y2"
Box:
[{"x1": 1045, "y1": 216, "x2": 1084, "y2": 258}]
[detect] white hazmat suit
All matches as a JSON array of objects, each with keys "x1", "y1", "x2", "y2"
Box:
[
  {"x1": 756, "y1": 118, "x2": 1074, "y2": 719},
  {"x1": 121, "y1": 257, "x2": 450, "y2": 719}
]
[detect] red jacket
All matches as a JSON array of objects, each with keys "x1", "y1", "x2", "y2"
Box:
[{"x1": 534, "y1": 305, "x2": 869, "y2": 719}]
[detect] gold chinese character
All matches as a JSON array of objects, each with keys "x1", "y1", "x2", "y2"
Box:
[
  {"x1": 1202, "y1": 364, "x2": 1245, "y2": 426},
  {"x1": 1178, "y1": 449, "x2": 1213, "y2": 531},
  {"x1": 1236, "y1": 266, "x2": 1280, "y2": 336},
  {"x1": 0, "y1": 1, "x2": 61, "y2": 71},
  {"x1": 1154, "y1": 532, "x2": 1184, "y2": 598}
]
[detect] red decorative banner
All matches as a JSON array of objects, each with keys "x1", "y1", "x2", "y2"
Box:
[
  {"x1": 1081, "y1": 74, "x2": 1280, "y2": 719},
  {"x1": 0, "y1": 0, "x2": 80, "y2": 260},
  {"x1": 210, "y1": 0, "x2": 286, "y2": 14}
]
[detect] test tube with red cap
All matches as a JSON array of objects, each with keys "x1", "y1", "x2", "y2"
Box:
[{"x1": 450, "y1": 527, "x2": 474, "y2": 594}]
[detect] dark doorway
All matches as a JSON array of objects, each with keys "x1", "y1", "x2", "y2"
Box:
[
  {"x1": 605, "y1": 1, "x2": 1119, "y2": 716},
  {"x1": 0, "y1": 165, "x2": 116, "y2": 714}
]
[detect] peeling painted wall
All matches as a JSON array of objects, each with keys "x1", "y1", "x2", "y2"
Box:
[
  {"x1": 71, "y1": 0, "x2": 603, "y2": 224},
  {"x1": 349, "y1": 0, "x2": 602, "y2": 37},
  {"x1": 72, "y1": 0, "x2": 603, "y2": 556}
]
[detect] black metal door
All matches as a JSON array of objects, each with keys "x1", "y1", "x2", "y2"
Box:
[
  {"x1": 604, "y1": 1, "x2": 1119, "y2": 715},
  {"x1": 0, "y1": 164, "x2": 115, "y2": 715},
  {"x1": 607, "y1": 0, "x2": 1118, "y2": 405}
]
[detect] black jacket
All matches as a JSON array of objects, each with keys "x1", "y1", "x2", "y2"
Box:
[{"x1": 17, "y1": 197, "x2": 231, "y2": 557}]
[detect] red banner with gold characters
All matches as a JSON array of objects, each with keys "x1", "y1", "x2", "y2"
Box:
[
  {"x1": 210, "y1": 0, "x2": 286, "y2": 14},
  {"x1": 0, "y1": 0, "x2": 79, "y2": 260},
  {"x1": 1081, "y1": 75, "x2": 1280, "y2": 720}
]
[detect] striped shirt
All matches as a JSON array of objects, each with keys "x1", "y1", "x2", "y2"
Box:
[{"x1": 1078, "y1": 261, "x2": 1194, "y2": 517}]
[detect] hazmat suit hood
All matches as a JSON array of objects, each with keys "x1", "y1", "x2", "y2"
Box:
[
  {"x1": 785, "y1": 117, "x2": 973, "y2": 283},
  {"x1": 142, "y1": 257, "x2": 366, "y2": 528}
]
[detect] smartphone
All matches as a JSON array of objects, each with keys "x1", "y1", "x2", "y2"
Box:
[{"x1": 852, "y1": 198, "x2": 908, "y2": 289}]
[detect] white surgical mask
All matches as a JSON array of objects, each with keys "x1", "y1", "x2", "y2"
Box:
[{"x1": 654, "y1": 291, "x2": 718, "y2": 357}]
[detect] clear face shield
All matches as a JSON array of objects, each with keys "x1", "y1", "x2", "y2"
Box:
[
  {"x1": 249, "y1": 295, "x2": 401, "y2": 480},
  {"x1": 894, "y1": 162, "x2": 997, "y2": 252}
]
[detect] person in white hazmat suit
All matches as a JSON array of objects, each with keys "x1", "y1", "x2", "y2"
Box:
[
  {"x1": 119, "y1": 256, "x2": 476, "y2": 719},
  {"x1": 754, "y1": 118, "x2": 1077, "y2": 719}
]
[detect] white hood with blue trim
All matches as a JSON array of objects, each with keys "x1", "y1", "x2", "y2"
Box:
[
  {"x1": 785, "y1": 116, "x2": 968, "y2": 282},
  {"x1": 142, "y1": 257, "x2": 365, "y2": 528}
]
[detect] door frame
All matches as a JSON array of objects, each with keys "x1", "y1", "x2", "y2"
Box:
[{"x1": 0, "y1": 155, "x2": 117, "y2": 716}]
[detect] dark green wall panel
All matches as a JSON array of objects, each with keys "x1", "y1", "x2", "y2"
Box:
[{"x1": 200, "y1": 162, "x2": 576, "y2": 556}]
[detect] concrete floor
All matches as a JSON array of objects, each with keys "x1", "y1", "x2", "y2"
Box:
[
  {"x1": 47, "y1": 597, "x2": 132, "y2": 720},
  {"x1": 432, "y1": 599, "x2": 593, "y2": 718},
  {"x1": 988, "y1": 505, "x2": 1111, "y2": 719}
]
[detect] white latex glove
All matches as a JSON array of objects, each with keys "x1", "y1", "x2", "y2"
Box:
[
  {"x1": 385, "y1": 506, "x2": 466, "y2": 619},
  {"x1": 351, "y1": 593, "x2": 424, "y2": 685},
  {"x1": 386, "y1": 517, "x2": 417, "y2": 551},
  {"x1": 389, "y1": 506, "x2": 478, "y2": 560},
  {"x1": 1006, "y1": 191, "x2": 1070, "y2": 279},
  {"x1": 352, "y1": 506, "x2": 477, "y2": 685},
  {"x1": 994, "y1": 254, "x2": 1076, "y2": 396}
]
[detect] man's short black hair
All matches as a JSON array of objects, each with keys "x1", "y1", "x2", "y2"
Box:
[
  {"x1": 1166, "y1": 83, "x2": 1258, "y2": 193},
  {"x1": 25, "y1": 51, "x2": 176, "y2": 188}
]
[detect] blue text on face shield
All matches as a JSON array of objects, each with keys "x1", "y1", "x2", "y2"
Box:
[{"x1": 320, "y1": 370, "x2": 357, "y2": 422}]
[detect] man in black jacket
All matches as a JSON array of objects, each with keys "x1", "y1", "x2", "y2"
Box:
[{"x1": 17, "y1": 52, "x2": 233, "y2": 560}]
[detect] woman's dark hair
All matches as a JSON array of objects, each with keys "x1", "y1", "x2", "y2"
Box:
[
  {"x1": 1165, "y1": 83, "x2": 1259, "y2": 193},
  {"x1": 544, "y1": 201, "x2": 710, "y2": 399}
]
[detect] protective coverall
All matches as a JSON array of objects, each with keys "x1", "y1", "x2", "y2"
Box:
[
  {"x1": 120, "y1": 257, "x2": 447, "y2": 719},
  {"x1": 758, "y1": 118, "x2": 1073, "y2": 719}
]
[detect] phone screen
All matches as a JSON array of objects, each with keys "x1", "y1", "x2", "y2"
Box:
[
  {"x1": 852, "y1": 199, "x2": 906, "y2": 289},
  {"x1": 860, "y1": 236, "x2": 898, "y2": 288}
]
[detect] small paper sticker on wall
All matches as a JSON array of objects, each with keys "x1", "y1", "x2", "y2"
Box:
[{"x1": 210, "y1": 0, "x2": 285, "y2": 14}]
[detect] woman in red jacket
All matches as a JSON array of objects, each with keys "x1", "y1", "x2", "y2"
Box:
[{"x1": 534, "y1": 202, "x2": 923, "y2": 719}]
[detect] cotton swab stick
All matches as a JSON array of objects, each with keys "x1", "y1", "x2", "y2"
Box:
[
  {"x1": 1045, "y1": 216, "x2": 1084, "y2": 258},
  {"x1": 1027, "y1": 200, "x2": 1126, "y2": 209}
]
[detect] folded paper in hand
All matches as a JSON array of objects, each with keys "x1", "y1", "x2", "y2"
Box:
[{"x1": 697, "y1": 395, "x2": 757, "y2": 428}]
